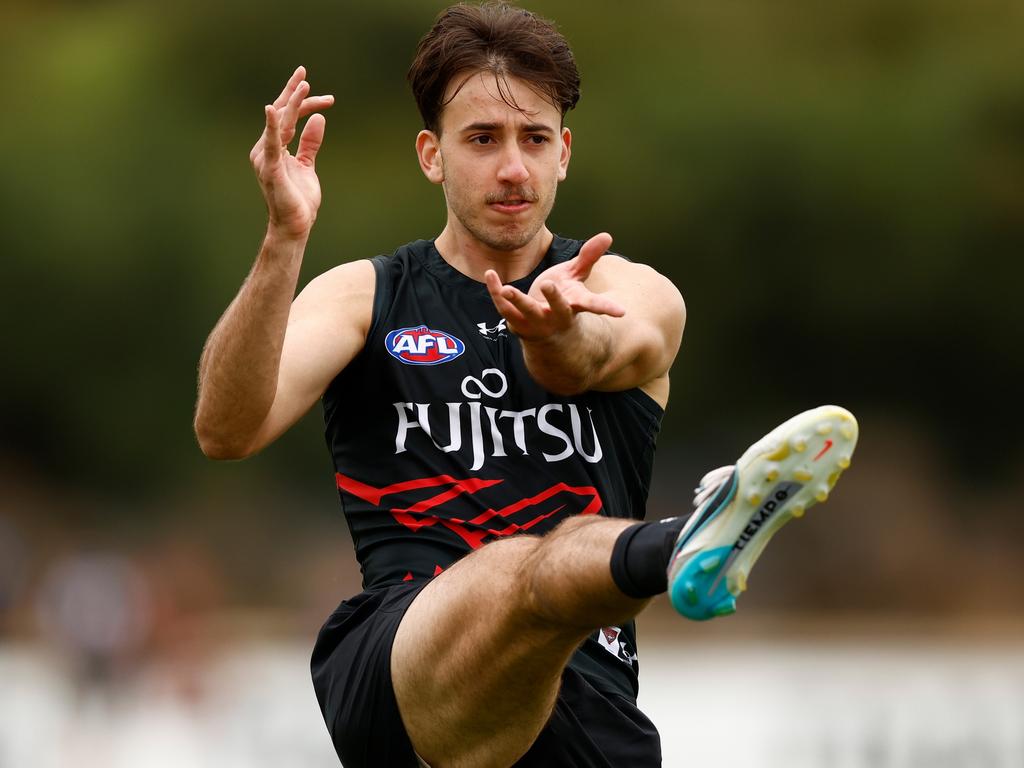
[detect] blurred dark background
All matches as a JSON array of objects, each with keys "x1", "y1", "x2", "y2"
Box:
[{"x1": 2, "y1": 0, "x2": 1023, "y2": 656}]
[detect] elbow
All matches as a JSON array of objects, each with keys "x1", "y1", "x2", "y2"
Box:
[
  {"x1": 193, "y1": 420, "x2": 255, "y2": 461},
  {"x1": 198, "y1": 441, "x2": 252, "y2": 461}
]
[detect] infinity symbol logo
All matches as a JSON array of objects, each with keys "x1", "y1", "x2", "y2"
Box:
[{"x1": 460, "y1": 368, "x2": 509, "y2": 400}]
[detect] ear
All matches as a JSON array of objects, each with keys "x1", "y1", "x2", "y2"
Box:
[
  {"x1": 416, "y1": 130, "x2": 444, "y2": 184},
  {"x1": 557, "y1": 126, "x2": 572, "y2": 182}
]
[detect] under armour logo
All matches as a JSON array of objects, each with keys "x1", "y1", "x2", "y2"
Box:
[{"x1": 477, "y1": 318, "x2": 507, "y2": 341}]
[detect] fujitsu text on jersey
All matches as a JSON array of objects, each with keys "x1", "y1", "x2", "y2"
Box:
[{"x1": 393, "y1": 368, "x2": 604, "y2": 471}]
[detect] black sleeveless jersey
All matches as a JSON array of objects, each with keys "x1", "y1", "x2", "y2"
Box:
[{"x1": 322, "y1": 236, "x2": 664, "y2": 699}]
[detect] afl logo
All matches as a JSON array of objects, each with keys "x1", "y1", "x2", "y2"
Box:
[{"x1": 386, "y1": 325, "x2": 466, "y2": 366}]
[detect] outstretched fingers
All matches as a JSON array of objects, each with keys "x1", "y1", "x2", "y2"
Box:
[
  {"x1": 538, "y1": 281, "x2": 574, "y2": 324},
  {"x1": 485, "y1": 270, "x2": 528, "y2": 326},
  {"x1": 501, "y1": 285, "x2": 550, "y2": 326},
  {"x1": 273, "y1": 66, "x2": 306, "y2": 109},
  {"x1": 251, "y1": 71, "x2": 333, "y2": 167},
  {"x1": 298, "y1": 94, "x2": 334, "y2": 118},
  {"x1": 486, "y1": 271, "x2": 585, "y2": 341},
  {"x1": 296, "y1": 113, "x2": 326, "y2": 167},
  {"x1": 569, "y1": 290, "x2": 626, "y2": 318},
  {"x1": 251, "y1": 66, "x2": 306, "y2": 160},
  {"x1": 261, "y1": 104, "x2": 282, "y2": 163},
  {"x1": 278, "y1": 79, "x2": 310, "y2": 146},
  {"x1": 571, "y1": 232, "x2": 614, "y2": 280}
]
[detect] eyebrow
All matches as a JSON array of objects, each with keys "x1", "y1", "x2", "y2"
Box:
[{"x1": 460, "y1": 122, "x2": 556, "y2": 134}]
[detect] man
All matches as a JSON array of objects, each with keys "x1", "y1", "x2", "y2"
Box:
[{"x1": 194, "y1": 3, "x2": 858, "y2": 766}]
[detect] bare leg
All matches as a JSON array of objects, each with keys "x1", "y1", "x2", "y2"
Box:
[{"x1": 391, "y1": 515, "x2": 648, "y2": 768}]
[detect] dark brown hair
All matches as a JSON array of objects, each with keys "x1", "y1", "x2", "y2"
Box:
[{"x1": 408, "y1": 2, "x2": 581, "y2": 133}]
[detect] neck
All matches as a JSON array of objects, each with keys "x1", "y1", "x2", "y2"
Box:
[{"x1": 433, "y1": 223, "x2": 554, "y2": 283}]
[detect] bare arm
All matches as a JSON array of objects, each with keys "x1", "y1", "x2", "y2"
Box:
[
  {"x1": 195, "y1": 254, "x2": 374, "y2": 459},
  {"x1": 194, "y1": 67, "x2": 372, "y2": 459},
  {"x1": 484, "y1": 233, "x2": 684, "y2": 406}
]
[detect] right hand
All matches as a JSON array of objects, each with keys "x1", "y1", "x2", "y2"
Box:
[
  {"x1": 484, "y1": 232, "x2": 625, "y2": 343},
  {"x1": 250, "y1": 66, "x2": 334, "y2": 240}
]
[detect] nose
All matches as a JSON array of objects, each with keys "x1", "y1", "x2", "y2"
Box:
[{"x1": 496, "y1": 144, "x2": 529, "y2": 185}]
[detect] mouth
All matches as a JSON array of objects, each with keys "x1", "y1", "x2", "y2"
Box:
[
  {"x1": 488, "y1": 199, "x2": 532, "y2": 214},
  {"x1": 486, "y1": 188, "x2": 538, "y2": 215}
]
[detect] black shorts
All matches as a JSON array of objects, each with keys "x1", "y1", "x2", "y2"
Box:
[{"x1": 310, "y1": 583, "x2": 662, "y2": 767}]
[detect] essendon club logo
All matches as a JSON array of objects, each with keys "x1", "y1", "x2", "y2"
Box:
[{"x1": 386, "y1": 325, "x2": 466, "y2": 366}]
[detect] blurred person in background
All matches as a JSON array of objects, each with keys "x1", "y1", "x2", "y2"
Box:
[
  {"x1": 34, "y1": 552, "x2": 153, "y2": 692},
  {"x1": 0, "y1": 516, "x2": 29, "y2": 633},
  {"x1": 193, "y1": 2, "x2": 856, "y2": 766}
]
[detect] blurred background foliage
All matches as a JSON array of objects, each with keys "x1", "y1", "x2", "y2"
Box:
[{"x1": 1, "y1": 0, "x2": 1023, "y2": 620}]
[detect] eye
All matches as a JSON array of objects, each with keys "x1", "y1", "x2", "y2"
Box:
[
  {"x1": 471, "y1": 135, "x2": 494, "y2": 145},
  {"x1": 526, "y1": 135, "x2": 548, "y2": 145}
]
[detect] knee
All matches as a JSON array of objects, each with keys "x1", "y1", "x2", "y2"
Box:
[
  {"x1": 549, "y1": 514, "x2": 605, "y2": 537},
  {"x1": 485, "y1": 534, "x2": 543, "y2": 568},
  {"x1": 477, "y1": 536, "x2": 543, "y2": 596},
  {"x1": 469, "y1": 535, "x2": 561, "y2": 624},
  {"x1": 518, "y1": 516, "x2": 622, "y2": 627},
  {"x1": 517, "y1": 520, "x2": 597, "y2": 625},
  {"x1": 471, "y1": 536, "x2": 553, "y2": 627},
  {"x1": 476, "y1": 520, "x2": 608, "y2": 628}
]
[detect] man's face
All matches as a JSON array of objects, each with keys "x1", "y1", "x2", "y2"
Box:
[{"x1": 420, "y1": 71, "x2": 571, "y2": 252}]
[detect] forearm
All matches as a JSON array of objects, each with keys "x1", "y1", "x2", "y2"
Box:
[
  {"x1": 194, "y1": 228, "x2": 307, "y2": 458},
  {"x1": 520, "y1": 314, "x2": 613, "y2": 396}
]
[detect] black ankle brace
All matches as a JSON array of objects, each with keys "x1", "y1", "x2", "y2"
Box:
[{"x1": 609, "y1": 516, "x2": 690, "y2": 599}]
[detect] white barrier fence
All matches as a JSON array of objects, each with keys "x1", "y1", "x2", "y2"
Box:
[
  {"x1": 638, "y1": 642, "x2": 1024, "y2": 767},
  {"x1": 2, "y1": 639, "x2": 1023, "y2": 767}
]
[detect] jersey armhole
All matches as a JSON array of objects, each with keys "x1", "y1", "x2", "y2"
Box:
[
  {"x1": 366, "y1": 254, "x2": 394, "y2": 344},
  {"x1": 624, "y1": 386, "x2": 665, "y2": 419}
]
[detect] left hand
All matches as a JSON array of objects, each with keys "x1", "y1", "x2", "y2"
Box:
[
  {"x1": 250, "y1": 66, "x2": 335, "y2": 241},
  {"x1": 484, "y1": 232, "x2": 626, "y2": 342}
]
